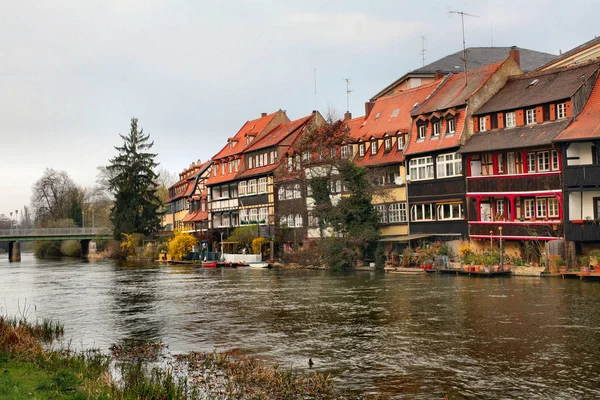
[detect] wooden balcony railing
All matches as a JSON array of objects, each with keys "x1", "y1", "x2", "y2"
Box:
[
  {"x1": 467, "y1": 173, "x2": 561, "y2": 193},
  {"x1": 564, "y1": 165, "x2": 600, "y2": 188}
]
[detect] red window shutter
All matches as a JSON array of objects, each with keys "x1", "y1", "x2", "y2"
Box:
[
  {"x1": 473, "y1": 117, "x2": 479, "y2": 133},
  {"x1": 549, "y1": 104, "x2": 556, "y2": 121},
  {"x1": 485, "y1": 115, "x2": 492, "y2": 130},
  {"x1": 516, "y1": 110, "x2": 525, "y2": 126},
  {"x1": 497, "y1": 113, "x2": 504, "y2": 129},
  {"x1": 566, "y1": 101, "x2": 573, "y2": 118},
  {"x1": 536, "y1": 106, "x2": 544, "y2": 124}
]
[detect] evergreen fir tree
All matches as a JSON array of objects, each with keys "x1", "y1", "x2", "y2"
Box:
[{"x1": 107, "y1": 118, "x2": 162, "y2": 238}]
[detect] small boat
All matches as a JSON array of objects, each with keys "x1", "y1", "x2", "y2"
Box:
[
  {"x1": 248, "y1": 261, "x2": 269, "y2": 268},
  {"x1": 202, "y1": 261, "x2": 217, "y2": 268}
]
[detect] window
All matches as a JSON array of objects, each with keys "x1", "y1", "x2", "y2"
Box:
[
  {"x1": 239, "y1": 181, "x2": 247, "y2": 196},
  {"x1": 295, "y1": 155, "x2": 301, "y2": 170},
  {"x1": 417, "y1": 124, "x2": 426, "y2": 140},
  {"x1": 536, "y1": 198, "x2": 547, "y2": 218},
  {"x1": 280, "y1": 216, "x2": 287, "y2": 227},
  {"x1": 287, "y1": 157, "x2": 293, "y2": 171},
  {"x1": 388, "y1": 203, "x2": 407, "y2": 223},
  {"x1": 409, "y1": 156, "x2": 434, "y2": 180},
  {"x1": 330, "y1": 147, "x2": 335, "y2": 158},
  {"x1": 496, "y1": 200, "x2": 505, "y2": 217},
  {"x1": 498, "y1": 154, "x2": 504, "y2": 173},
  {"x1": 270, "y1": 151, "x2": 276, "y2": 164},
  {"x1": 507, "y1": 152, "x2": 515, "y2": 175},
  {"x1": 295, "y1": 214, "x2": 303, "y2": 228},
  {"x1": 376, "y1": 205, "x2": 387, "y2": 223},
  {"x1": 384, "y1": 138, "x2": 392, "y2": 150},
  {"x1": 548, "y1": 198, "x2": 559, "y2": 218},
  {"x1": 287, "y1": 214, "x2": 294, "y2": 228},
  {"x1": 231, "y1": 184, "x2": 238, "y2": 198},
  {"x1": 505, "y1": 112, "x2": 516, "y2": 128},
  {"x1": 438, "y1": 203, "x2": 463, "y2": 220},
  {"x1": 552, "y1": 150, "x2": 559, "y2": 171},
  {"x1": 212, "y1": 186, "x2": 220, "y2": 200},
  {"x1": 249, "y1": 157, "x2": 253, "y2": 169},
  {"x1": 335, "y1": 180, "x2": 342, "y2": 193},
  {"x1": 221, "y1": 163, "x2": 225, "y2": 175},
  {"x1": 447, "y1": 118, "x2": 456, "y2": 134},
  {"x1": 526, "y1": 108, "x2": 536, "y2": 125},
  {"x1": 229, "y1": 161, "x2": 233, "y2": 174},
  {"x1": 537, "y1": 151, "x2": 550, "y2": 172},
  {"x1": 527, "y1": 153, "x2": 536, "y2": 173},
  {"x1": 436, "y1": 153, "x2": 462, "y2": 178},
  {"x1": 293, "y1": 184, "x2": 301, "y2": 199},
  {"x1": 220, "y1": 185, "x2": 229, "y2": 199},
  {"x1": 247, "y1": 179, "x2": 257, "y2": 194},
  {"x1": 213, "y1": 167, "x2": 217, "y2": 177},
  {"x1": 391, "y1": 108, "x2": 399, "y2": 118},
  {"x1": 524, "y1": 199, "x2": 535, "y2": 219},
  {"x1": 259, "y1": 207, "x2": 268, "y2": 224},
  {"x1": 240, "y1": 209, "x2": 248, "y2": 224},
  {"x1": 595, "y1": 198, "x2": 600, "y2": 220},
  {"x1": 302, "y1": 151, "x2": 310, "y2": 163},
  {"x1": 249, "y1": 208, "x2": 258, "y2": 223},
  {"x1": 359, "y1": 143, "x2": 365, "y2": 157},
  {"x1": 371, "y1": 141, "x2": 378, "y2": 155},
  {"x1": 278, "y1": 186, "x2": 285, "y2": 201},
  {"x1": 479, "y1": 116, "x2": 487, "y2": 132},
  {"x1": 258, "y1": 177, "x2": 267, "y2": 193},
  {"x1": 341, "y1": 145, "x2": 349, "y2": 158},
  {"x1": 432, "y1": 120, "x2": 441, "y2": 137},
  {"x1": 375, "y1": 112, "x2": 381, "y2": 119},
  {"x1": 222, "y1": 214, "x2": 231, "y2": 227},
  {"x1": 557, "y1": 103, "x2": 566, "y2": 119},
  {"x1": 397, "y1": 135, "x2": 404, "y2": 150},
  {"x1": 411, "y1": 203, "x2": 434, "y2": 221}
]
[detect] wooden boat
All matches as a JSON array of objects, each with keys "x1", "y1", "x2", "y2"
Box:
[
  {"x1": 202, "y1": 261, "x2": 217, "y2": 268},
  {"x1": 248, "y1": 261, "x2": 269, "y2": 268}
]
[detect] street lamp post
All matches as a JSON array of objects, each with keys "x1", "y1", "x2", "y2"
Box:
[{"x1": 489, "y1": 230, "x2": 494, "y2": 251}]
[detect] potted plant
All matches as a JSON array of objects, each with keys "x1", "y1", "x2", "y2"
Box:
[
  {"x1": 590, "y1": 250, "x2": 600, "y2": 273},
  {"x1": 579, "y1": 255, "x2": 591, "y2": 275},
  {"x1": 556, "y1": 258, "x2": 568, "y2": 274}
]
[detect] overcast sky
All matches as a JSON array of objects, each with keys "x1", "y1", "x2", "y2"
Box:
[{"x1": 0, "y1": 0, "x2": 598, "y2": 217}]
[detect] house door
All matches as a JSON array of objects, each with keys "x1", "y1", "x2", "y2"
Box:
[
  {"x1": 470, "y1": 160, "x2": 482, "y2": 177},
  {"x1": 480, "y1": 203, "x2": 492, "y2": 221}
]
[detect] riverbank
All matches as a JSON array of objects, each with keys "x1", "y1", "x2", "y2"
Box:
[{"x1": 0, "y1": 316, "x2": 377, "y2": 399}]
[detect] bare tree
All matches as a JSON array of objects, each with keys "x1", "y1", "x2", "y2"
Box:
[{"x1": 31, "y1": 168, "x2": 79, "y2": 225}]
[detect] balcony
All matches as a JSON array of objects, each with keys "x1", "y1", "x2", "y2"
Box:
[
  {"x1": 564, "y1": 165, "x2": 600, "y2": 188},
  {"x1": 564, "y1": 221, "x2": 600, "y2": 242},
  {"x1": 467, "y1": 173, "x2": 561, "y2": 193},
  {"x1": 468, "y1": 221, "x2": 562, "y2": 240},
  {"x1": 408, "y1": 176, "x2": 465, "y2": 200}
]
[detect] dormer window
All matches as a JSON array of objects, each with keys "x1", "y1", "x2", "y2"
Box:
[
  {"x1": 432, "y1": 120, "x2": 441, "y2": 137},
  {"x1": 221, "y1": 163, "x2": 225, "y2": 175},
  {"x1": 417, "y1": 124, "x2": 426, "y2": 140},
  {"x1": 505, "y1": 112, "x2": 516, "y2": 128},
  {"x1": 384, "y1": 138, "x2": 392, "y2": 151},
  {"x1": 557, "y1": 103, "x2": 567, "y2": 119},
  {"x1": 479, "y1": 117, "x2": 487, "y2": 132},
  {"x1": 447, "y1": 118, "x2": 456, "y2": 134},
  {"x1": 371, "y1": 141, "x2": 378, "y2": 155},
  {"x1": 375, "y1": 112, "x2": 381, "y2": 120},
  {"x1": 397, "y1": 135, "x2": 404, "y2": 150},
  {"x1": 391, "y1": 108, "x2": 399, "y2": 118},
  {"x1": 526, "y1": 109, "x2": 536, "y2": 125},
  {"x1": 359, "y1": 143, "x2": 365, "y2": 157}
]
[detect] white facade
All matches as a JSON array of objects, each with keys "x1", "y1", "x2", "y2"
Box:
[
  {"x1": 566, "y1": 142, "x2": 594, "y2": 166},
  {"x1": 568, "y1": 191, "x2": 600, "y2": 220}
]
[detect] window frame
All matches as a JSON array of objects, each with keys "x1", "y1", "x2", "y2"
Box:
[
  {"x1": 359, "y1": 143, "x2": 365, "y2": 157},
  {"x1": 536, "y1": 198, "x2": 547, "y2": 219},
  {"x1": 411, "y1": 203, "x2": 434, "y2": 221},
  {"x1": 557, "y1": 103, "x2": 566, "y2": 119},
  {"x1": 524, "y1": 199, "x2": 535, "y2": 219},
  {"x1": 432, "y1": 120, "x2": 441, "y2": 137},
  {"x1": 258, "y1": 177, "x2": 267, "y2": 193},
  {"x1": 417, "y1": 124, "x2": 426, "y2": 140},
  {"x1": 505, "y1": 112, "x2": 516, "y2": 128},
  {"x1": 384, "y1": 138, "x2": 392, "y2": 151},
  {"x1": 526, "y1": 108, "x2": 536, "y2": 125},
  {"x1": 548, "y1": 198, "x2": 559, "y2": 218},
  {"x1": 371, "y1": 141, "x2": 378, "y2": 155},
  {"x1": 479, "y1": 116, "x2": 487, "y2": 132},
  {"x1": 376, "y1": 204, "x2": 387, "y2": 224},
  {"x1": 447, "y1": 117, "x2": 456, "y2": 134},
  {"x1": 537, "y1": 151, "x2": 550, "y2": 172},
  {"x1": 552, "y1": 150, "x2": 559, "y2": 171},
  {"x1": 388, "y1": 203, "x2": 407, "y2": 223},
  {"x1": 436, "y1": 152, "x2": 462, "y2": 179},
  {"x1": 409, "y1": 156, "x2": 434, "y2": 181},
  {"x1": 437, "y1": 203, "x2": 463, "y2": 220},
  {"x1": 247, "y1": 179, "x2": 257, "y2": 194}
]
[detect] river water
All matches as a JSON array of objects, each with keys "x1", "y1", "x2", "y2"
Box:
[{"x1": 1, "y1": 253, "x2": 600, "y2": 399}]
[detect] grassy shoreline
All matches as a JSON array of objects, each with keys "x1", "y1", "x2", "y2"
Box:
[{"x1": 1, "y1": 316, "x2": 378, "y2": 399}]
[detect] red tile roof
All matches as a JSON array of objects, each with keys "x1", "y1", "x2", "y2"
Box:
[
  {"x1": 411, "y1": 62, "x2": 504, "y2": 115},
  {"x1": 181, "y1": 210, "x2": 208, "y2": 222},
  {"x1": 245, "y1": 114, "x2": 313, "y2": 152},
  {"x1": 404, "y1": 110, "x2": 466, "y2": 156},
  {"x1": 345, "y1": 116, "x2": 366, "y2": 141},
  {"x1": 360, "y1": 80, "x2": 442, "y2": 138},
  {"x1": 206, "y1": 155, "x2": 244, "y2": 186},
  {"x1": 554, "y1": 77, "x2": 600, "y2": 142},
  {"x1": 166, "y1": 161, "x2": 211, "y2": 203},
  {"x1": 355, "y1": 140, "x2": 405, "y2": 167},
  {"x1": 212, "y1": 111, "x2": 283, "y2": 161}
]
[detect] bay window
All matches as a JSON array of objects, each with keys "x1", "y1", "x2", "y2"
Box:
[
  {"x1": 436, "y1": 153, "x2": 462, "y2": 178},
  {"x1": 409, "y1": 156, "x2": 434, "y2": 181},
  {"x1": 411, "y1": 203, "x2": 434, "y2": 221},
  {"x1": 437, "y1": 203, "x2": 463, "y2": 220},
  {"x1": 388, "y1": 203, "x2": 407, "y2": 223}
]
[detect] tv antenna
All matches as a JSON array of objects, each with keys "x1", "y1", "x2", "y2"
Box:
[
  {"x1": 449, "y1": 10, "x2": 479, "y2": 85},
  {"x1": 344, "y1": 78, "x2": 353, "y2": 112},
  {"x1": 313, "y1": 61, "x2": 318, "y2": 111},
  {"x1": 421, "y1": 36, "x2": 426, "y2": 67}
]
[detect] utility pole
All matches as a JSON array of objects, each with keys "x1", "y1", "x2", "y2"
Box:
[
  {"x1": 344, "y1": 78, "x2": 353, "y2": 112},
  {"x1": 449, "y1": 10, "x2": 479, "y2": 85},
  {"x1": 420, "y1": 36, "x2": 426, "y2": 67}
]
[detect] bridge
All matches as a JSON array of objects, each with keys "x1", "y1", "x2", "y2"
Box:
[{"x1": 0, "y1": 228, "x2": 113, "y2": 262}]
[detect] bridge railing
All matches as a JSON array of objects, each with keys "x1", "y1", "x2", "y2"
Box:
[{"x1": 0, "y1": 227, "x2": 112, "y2": 237}]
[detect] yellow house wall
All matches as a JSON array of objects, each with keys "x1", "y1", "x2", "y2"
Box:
[
  {"x1": 372, "y1": 165, "x2": 407, "y2": 204},
  {"x1": 381, "y1": 224, "x2": 408, "y2": 236}
]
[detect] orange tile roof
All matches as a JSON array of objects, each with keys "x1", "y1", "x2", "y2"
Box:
[
  {"x1": 345, "y1": 116, "x2": 366, "y2": 141},
  {"x1": 411, "y1": 62, "x2": 504, "y2": 115},
  {"x1": 355, "y1": 140, "x2": 405, "y2": 167},
  {"x1": 181, "y1": 210, "x2": 208, "y2": 222},
  {"x1": 206, "y1": 155, "x2": 244, "y2": 186},
  {"x1": 166, "y1": 161, "x2": 211, "y2": 203},
  {"x1": 404, "y1": 109, "x2": 466, "y2": 156},
  {"x1": 554, "y1": 77, "x2": 600, "y2": 142},
  {"x1": 212, "y1": 112, "x2": 279, "y2": 160},
  {"x1": 245, "y1": 114, "x2": 313, "y2": 152},
  {"x1": 360, "y1": 80, "x2": 442, "y2": 139}
]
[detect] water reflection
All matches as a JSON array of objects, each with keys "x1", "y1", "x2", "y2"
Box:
[{"x1": 1, "y1": 254, "x2": 600, "y2": 398}]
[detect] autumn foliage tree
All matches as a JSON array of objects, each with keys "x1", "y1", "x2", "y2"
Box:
[{"x1": 168, "y1": 230, "x2": 198, "y2": 261}]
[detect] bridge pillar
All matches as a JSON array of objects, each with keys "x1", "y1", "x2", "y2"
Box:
[
  {"x1": 8, "y1": 241, "x2": 21, "y2": 262},
  {"x1": 81, "y1": 239, "x2": 90, "y2": 259}
]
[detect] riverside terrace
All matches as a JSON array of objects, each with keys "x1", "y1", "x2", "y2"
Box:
[{"x1": 0, "y1": 227, "x2": 112, "y2": 262}]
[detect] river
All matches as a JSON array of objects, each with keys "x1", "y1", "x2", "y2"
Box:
[{"x1": 1, "y1": 253, "x2": 600, "y2": 399}]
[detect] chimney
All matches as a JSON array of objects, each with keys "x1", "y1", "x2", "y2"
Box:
[
  {"x1": 434, "y1": 70, "x2": 444, "y2": 80},
  {"x1": 509, "y1": 46, "x2": 520, "y2": 68},
  {"x1": 365, "y1": 101, "x2": 375, "y2": 118},
  {"x1": 261, "y1": 112, "x2": 267, "y2": 118},
  {"x1": 344, "y1": 111, "x2": 352, "y2": 121}
]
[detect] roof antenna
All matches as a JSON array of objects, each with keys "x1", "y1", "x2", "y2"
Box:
[
  {"x1": 490, "y1": 23, "x2": 493, "y2": 47},
  {"x1": 449, "y1": 10, "x2": 480, "y2": 85},
  {"x1": 344, "y1": 78, "x2": 353, "y2": 113},
  {"x1": 421, "y1": 36, "x2": 427, "y2": 67},
  {"x1": 313, "y1": 60, "x2": 318, "y2": 112}
]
